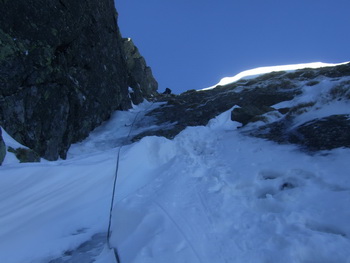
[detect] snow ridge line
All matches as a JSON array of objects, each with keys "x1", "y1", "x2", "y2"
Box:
[{"x1": 106, "y1": 101, "x2": 155, "y2": 263}]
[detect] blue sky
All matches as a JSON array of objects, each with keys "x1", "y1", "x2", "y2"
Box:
[{"x1": 116, "y1": 0, "x2": 350, "y2": 94}]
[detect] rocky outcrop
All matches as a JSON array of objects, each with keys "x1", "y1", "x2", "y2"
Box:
[
  {"x1": 7, "y1": 147, "x2": 40, "y2": 163},
  {"x1": 135, "y1": 63, "x2": 350, "y2": 152},
  {"x1": 133, "y1": 72, "x2": 301, "y2": 140},
  {"x1": 291, "y1": 115, "x2": 350, "y2": 150},
  {"x1": 251, "y1": 114, "x2": 350, "y2": 151},
  {"x1": 123, "y1": 38, "x2": 158, "y2": 104},
  {"x1": 0, "y1": 0, "x2": 157, "y2": 160}
]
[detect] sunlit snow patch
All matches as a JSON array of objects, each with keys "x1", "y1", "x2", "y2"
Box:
[{"x1": 203, "y1": 61, "x2": 349, "y2": 90}]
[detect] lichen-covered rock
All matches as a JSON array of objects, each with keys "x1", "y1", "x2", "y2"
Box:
[
  {"x1": 0, "y1": 0, "x2": 157, "y2": 160},
  {"x1": 123, "y1": 38, "x2": 158, "y2": 104},
  {"x1": 0, "y1": 128, "x2": 6, "y2": 165}
]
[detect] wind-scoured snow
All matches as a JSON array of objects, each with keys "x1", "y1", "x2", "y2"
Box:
[
  {"x1": 1, "y1": 89, "x2": 350, "y2": 262},
  {"x1": 204, "y1": 61, "x2": 350, "y2": 90}
]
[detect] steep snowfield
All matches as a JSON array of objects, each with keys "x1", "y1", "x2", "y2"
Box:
[
  {"x1": 0, "y1": 144, "x2": 117, "y2": 262},
  {"x1": 109, "y1": 110, "x2": 350, "y2": 263},
  {"x1": 1, "y1": 79, "x2": 350, "y2": 262},
  {"x1": 0, "y1": 102, "x2": 159, "y2": 263}
]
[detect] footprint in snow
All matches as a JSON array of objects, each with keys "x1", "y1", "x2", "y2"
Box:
[
  {"x1": 255, "y1": 169, "x2": 300, "y2": 199},
  {"x1": 258, "y1": 169, "x2": 283, "y2": 180}
]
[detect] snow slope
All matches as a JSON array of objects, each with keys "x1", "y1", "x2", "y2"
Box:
[
  {"x1": 1, "y1": 84, "x2": 350, "y2": 262},
  {"x1": 110, "y1": 110, "x2": 350, "y2": 263},
  {"x1": 0, "y1": 146, "x2": 117, "y2": 262}
]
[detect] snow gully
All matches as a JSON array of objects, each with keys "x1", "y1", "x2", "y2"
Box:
[{"x1": 106, "y1": 102, "x2": 154, "y2": 263}]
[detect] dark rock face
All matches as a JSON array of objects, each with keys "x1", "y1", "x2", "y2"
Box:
[
  {"x1": 0, "y1": 128, "x2": 6, "y2": 165},
  {"x1": 123, "y1": 38, "x2": 158, "y2": 104},
  {"x1": 0, "y1": 0, "x2": 157, "y2": 160},
  {"x1": 253, "y1": 115, "x2": 350, "y2": 151},
  {"x1": 292, "y1": 115, "x2": 350, "y2": 150}
]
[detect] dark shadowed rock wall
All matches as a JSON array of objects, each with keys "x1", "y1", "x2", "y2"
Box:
[
  {"x1": 122, "y1": 38, "x2": 158, "y2": 104},
  {"x1": 0, "y1": 0, "x2": 157, "y2": 160}
]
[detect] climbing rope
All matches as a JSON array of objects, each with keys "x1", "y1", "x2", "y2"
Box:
[
  {"x1": 107, "y1": 145, "x2": 122, "y2": 263},
  {"x1": 106, "y1": 100, "x2": 203, "y2": 263},
  {"x1": 106, "y1": 101, "x2": 155, "y2": 263}
]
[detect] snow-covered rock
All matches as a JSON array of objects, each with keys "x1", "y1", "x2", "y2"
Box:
[{"x1": 142, "y1": 62, "x2": 350, "y2": 151}]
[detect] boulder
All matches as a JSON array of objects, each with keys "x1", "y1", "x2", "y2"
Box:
[
  {"x1": 8, "y1": 147, "x2": 40, "y2": 163},
  {"x1": 231, "y1": 105, "x2": 274, "y2": 126}
]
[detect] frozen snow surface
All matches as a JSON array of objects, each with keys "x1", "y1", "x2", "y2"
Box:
[
  {"x1": 110, "y1": 111, "x2": 350, "y2": 263},
  {"x1": 1, "y1": 67, "x2": 350, "y2": 262}
]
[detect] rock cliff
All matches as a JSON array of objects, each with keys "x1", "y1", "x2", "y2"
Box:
[
  {"x1": 123, "y1": 38, "x2": 158, "y2": 104},
  {"x1": 0, "y1": 0, "x2": 157, "y2": 160}
]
